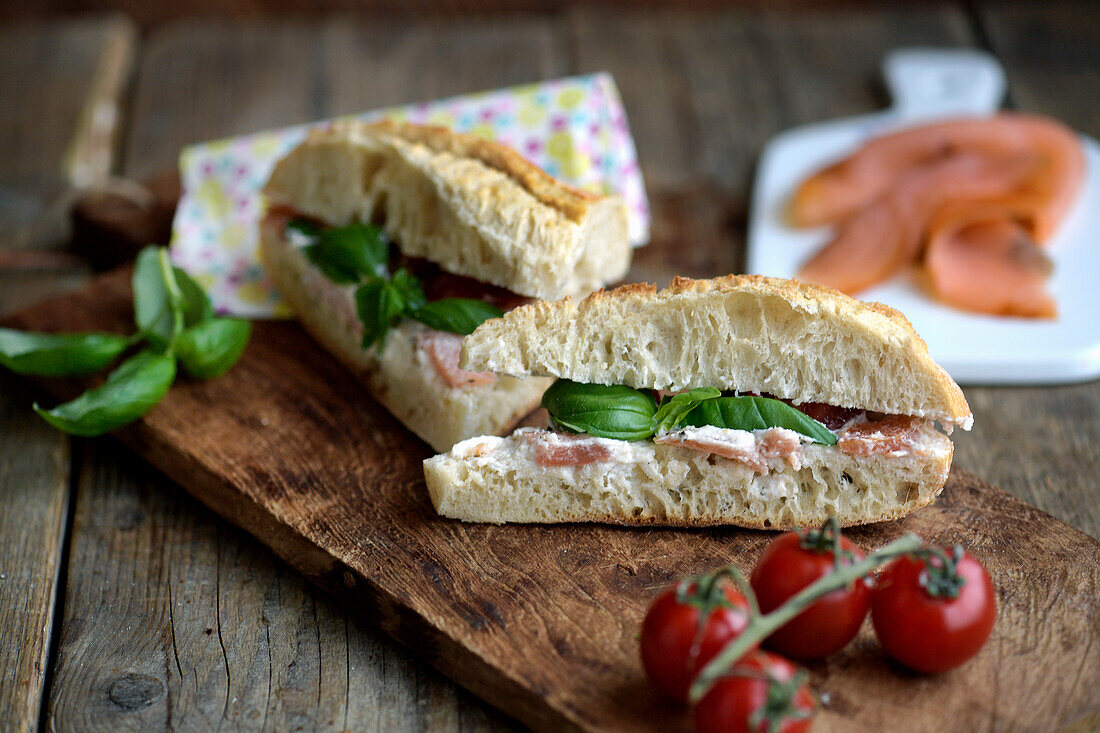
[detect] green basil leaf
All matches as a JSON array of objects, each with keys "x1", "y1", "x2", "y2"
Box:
[
  {"x1": 133, "y1": 247, "x2": 210, "y2": 350},
  {"x1": 132, "y1": 246, "x2": 176, "y2": 348},
  {"x1": 0, "y1": 329, "x2": 132, "y2": 377},
  {"x1": 541, "y1": 379, "x2": 658, "y2": 441},
  {"x1": 173, "y1": 265, "x2": 214, "y2": 328},
  {"x1": 33, "y1": 350, "x2": 177, "y2": 436},
  {"x1": 355, "y1": 278, "x2": 406, "y2": 350},
  {"x1": 683, "y1": 395, "x2": 837, "y2": 445},
  {"x1": 176, "y1": 318, "x2": 252, "y2": 379},
  {"x1": 391, "y1": 268, "x2": 427, "y2": 314},
  {"x1": 410, "y1": 298, "x2": 505, "y2": 336},
  {"x1": 286, "y1": 217, "x2": 321, "y2": 240},
  {"x1": 653, "y1": 387, "x2": 722, "y2": 433},
  {"x1": 304, "y1": 222, "x2": 390, "y2": 284}
]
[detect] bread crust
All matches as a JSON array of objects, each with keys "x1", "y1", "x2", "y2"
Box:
[
  {"x1": 259, "y1": 214, "x2": 550, "y2": 451},
  {"x1": 364, "y1": 120, "x2": 598, "y2": 222},
  {"x1": 462, "y1": 274, "x2": 973, "y2": 429},
  {"x1": 263, "y1": 120, "x2": 632, "y2": 300}
]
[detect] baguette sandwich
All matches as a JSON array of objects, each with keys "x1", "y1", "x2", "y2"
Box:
[
  {"x1": 260, "y1": 120, "x2": 631, "y2": 451},
  {"x1": 424, "y1": 275, "x2": 972, "y2": 529}
]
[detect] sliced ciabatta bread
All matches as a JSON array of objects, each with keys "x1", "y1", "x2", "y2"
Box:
[
  {"x1": 462, "y1": 275, "x2": 971, "y2": 429},
  {"x1": 424, "y1": 422, "x2": 952, "y2": 529},
  {"x1": 260, "y1": 215, "x2": 551, "y2": 451},
  {"x1": 426, "y1": 275, "x2": 972, "y2": 529},
  {"x1": 264, "y1": 119, "x2": 631, "y2": 300}
]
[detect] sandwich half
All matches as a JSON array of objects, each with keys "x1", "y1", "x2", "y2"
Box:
[
  {"x1": 423, "y1": 275, "x2": 972, "y2": 529},
  {"x1": 260, "y1": 120, "x2": 631, "y2": 451}
]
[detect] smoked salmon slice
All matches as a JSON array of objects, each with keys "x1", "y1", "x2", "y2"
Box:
[
  {"x1": 790, "y1": 114, "x2": 1084, "y2": 233},
  {"x1": 924, "y1": 214, "x2": 1056, "y2": 318},
  {"x1": 417, "y1": 331, "x2": 498, "y2": 388},
  {"x1": 798, "y1": 152, "x2": 1035, "y2": 294}
]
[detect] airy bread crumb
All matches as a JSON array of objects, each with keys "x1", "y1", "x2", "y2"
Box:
[{"x1": 462, "y1": 275, "x2": 972, "y2": 429}]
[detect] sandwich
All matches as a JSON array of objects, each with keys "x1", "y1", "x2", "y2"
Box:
[
  {"x1": 260, "y1": 120, "x2": 632, "y2": 451},
  {"x1": 423, "y1": 275, "x2": 972, "y2": 529}
]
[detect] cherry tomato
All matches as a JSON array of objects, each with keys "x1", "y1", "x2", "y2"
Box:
[
  {"x1": 871, "y1": 550, "x2": 996, "y2": 673},
  {"x1": 640, "y1": 573, "x2": 754, "y2": 702},
  {"x1": 694, "y1": 650, "x2": 815, "y2": 733},
  {"x1": 750, "y1": 529, "x2": 870, "y2": 660}
]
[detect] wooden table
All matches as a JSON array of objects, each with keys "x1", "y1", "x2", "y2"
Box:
[{"x1": 2, "y1": 4, "x2": 1098, "y2": 730}]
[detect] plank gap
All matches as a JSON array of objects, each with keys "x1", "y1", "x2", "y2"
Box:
[{"x1": 35, "y1": 440, "x2": 84, "y2": 733}]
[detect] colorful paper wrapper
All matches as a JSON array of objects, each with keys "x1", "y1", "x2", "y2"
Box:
[{"x1": 170, "y1": 72, "x2": 649, "y2": 318}]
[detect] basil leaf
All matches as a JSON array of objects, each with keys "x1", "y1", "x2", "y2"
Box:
[
  {"x1": 391, "y1": 268, "x2": 427, "y2": 314},
  {"x1": 653, "y1": 387, "x2": 722, "y2": 433},
  {"x1": 541, "y1": 379, "x2": 658, "y2": 441},
  {"x1": 304, "y1": 222, "x2": 390, "y2": 284},
  {"x1": 132, "y1": 247, "x2": 176, "y2": 348},
  {"x1": 176, "y1": 317, "x2": 252, "y2": 379},
  {"x1": 355, "y1": 278, "x2": 406, "y2": 350},
  {"x1": 286, "y1": 217, "x2": 321, "y2": 240},
  {"x1": 0, "y1": 329, "x2": 132, "y2": 377},
  {"x1": 683, "y1": 395, "x2": 837, "y2": 445},
  {"x1": 133, "y1": 247, "x2": 211, "y2": 350},
  {"x1": 173, "y1": 265, "x2": 214, "y2": 328},
  {"x1": 33, "y1": 350, "x2": 177, "y2": 436},
  {"x1": 410, "y1": 298, "x2": 505, "y2": 336}
]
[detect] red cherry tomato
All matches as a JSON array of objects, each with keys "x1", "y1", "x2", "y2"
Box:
[
  {"x1": 871, "y1": 550, "x2": 996, "y2": 673},
  {"x1": 694, "y1": 650, "x2": 815, "y2": 733},
  {"x1": 640, "y1": 574, "x2": 754, "y2": 702},
  {"x1": 750, "y1": 530, "x2": 870, "y2": 660}
]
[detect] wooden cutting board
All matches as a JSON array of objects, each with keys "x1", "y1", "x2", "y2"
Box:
[{"x1": 4, "y1": 268, "x2": 1099, "y2": 732}]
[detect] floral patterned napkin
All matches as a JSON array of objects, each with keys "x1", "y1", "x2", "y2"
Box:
[{"x1": 170, "y1": 73, "x2": 649, "y2": 317}]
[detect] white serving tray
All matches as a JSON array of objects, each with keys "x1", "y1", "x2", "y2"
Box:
[{"x1": 747, "y1": 48, "x2": 1100, "y2": 385}]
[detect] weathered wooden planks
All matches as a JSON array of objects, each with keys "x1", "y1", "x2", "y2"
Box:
[
  {"x1": 8, "y1": 267, "x2": 1100, "y2": 732},
  {"x1": 0, "y1": 16, "x2": 135, "y2": 731},
  {"x1": 41, "y1": 441, "x2": 510, "y2": 730}
]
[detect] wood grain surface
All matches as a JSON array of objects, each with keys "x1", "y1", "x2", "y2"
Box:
[
  {"x1": 2, "y1": 5, "x2": 1100, "y2": 731},
  {"x1": 0, "y1": 17, "x2": 128, "y2": 731},
  {"x1": 5, "y1": 269, "x2": 1100, "y2": 732}
]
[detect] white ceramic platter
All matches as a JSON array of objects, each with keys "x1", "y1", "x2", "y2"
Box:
[{"x1": 747, "y1": 48, "x2": 1100, "y2": 385}]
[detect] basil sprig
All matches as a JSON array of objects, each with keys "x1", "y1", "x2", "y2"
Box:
[
  {"x1": 683, "y1": 396, "x2": 837, "y2": 445},
  {"x1": 302, "y1": 221, "x2": 390, "y2": 283},
  {"x1": 540, "y1": 379, "x2": 836, "y2": 444},
  {"x1": 0, "y1": 330, "x2": 134, "y2": 377},
  {"x1": 410, "y1": 298, "x2": 505, "y2": 336},
  {"x1": 34, "y1": 351, "x2": 177, "y2": 436},
  {"x1": 653, "y1": 387, "x2": 722, "y2": 433},
  {"x1": 541, "y1": 380, "x2": 658, "y2": 441},
  {"x1": 289, "y1": 218, "x2": 505, "y2": 349},
  {"x1": 355, "y1": 269, "x2": 428, "y2": 350},
  {"x1": 0, "y1": 246, "x2": 251, "y2": 436}
]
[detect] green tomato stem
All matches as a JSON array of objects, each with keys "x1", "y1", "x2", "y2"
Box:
[{"x1": 687, "y1": 532, "x2": 923, "y2": 704}]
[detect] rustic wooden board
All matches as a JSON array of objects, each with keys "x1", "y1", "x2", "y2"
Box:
[{"x1": 5, "y1": 268, "x2": 1099, "y2": 732}]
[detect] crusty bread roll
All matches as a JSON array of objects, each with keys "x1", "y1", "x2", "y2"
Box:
[
  {"x1": 424, "y1": 422, "x2": 952, "y2": 529},
  {"x1": 264, "y1": 119, "x2": 631, "y2": 300},
  {"x1": 260, "y1": 215, "x2": 552, "y2": 452},
  {"x1": 462, "y1": 275, "x2": 971, "y2": 429},
  {"x1": 260, "y1": 120, "x2": 632, "y2": 451},
  {"x1": 426, "y1": 275, "x2": 973, "y2": 529}
]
